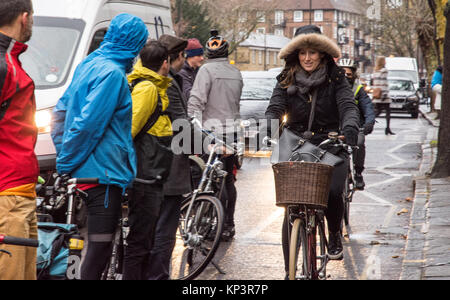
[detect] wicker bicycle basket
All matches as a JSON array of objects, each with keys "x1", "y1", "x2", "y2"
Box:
[{"x1": 272, "y1": 161, "x2": 334, "y2": 208}]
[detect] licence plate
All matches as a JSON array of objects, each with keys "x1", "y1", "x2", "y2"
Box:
[{"x1": 391, "y1": 103, "x2": 403, "y2": 109}]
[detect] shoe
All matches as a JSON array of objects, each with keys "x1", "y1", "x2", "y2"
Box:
[
  {"x1": 328, "y1": 231, "x2": 343, "y2": 260},
  {"x1": 354, "y1": 173, "x2": 365, "y2": 190},
  {"x1": 221, "y1": 225, "x2": 235, "y2": 242},
  {"x1": 385, "y1": 128, "x2": 396, "y2": 135}
]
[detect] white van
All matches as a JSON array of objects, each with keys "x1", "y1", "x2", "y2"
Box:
[
  {"x1": 23, "y1": 0, "x2": 174, "y2": 171},
  {"x1": 385, "y1": 57, "x2": 420, "y2": 91}
]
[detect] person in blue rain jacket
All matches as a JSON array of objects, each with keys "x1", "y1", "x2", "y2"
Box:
[{"x1": 51, "y1": 13, "x2": 148, "y2": 280}]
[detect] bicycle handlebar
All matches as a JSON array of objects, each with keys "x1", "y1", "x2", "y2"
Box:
[
  {"x1": 0, "y1": 235, "x2": 39, "y2": 247},
  {"x1": 191, "y1": 118, "x2": 237, "y2": 154}
]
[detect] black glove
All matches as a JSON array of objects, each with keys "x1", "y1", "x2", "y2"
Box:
[
  {"x1": 343, "y1": 127, "x2": 359, "y2": 146},
  {"x1": 363, "y1": 123, "x2": 374, "y2": 135}
]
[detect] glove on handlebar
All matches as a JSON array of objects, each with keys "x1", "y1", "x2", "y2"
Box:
[
  {"x1": 363, "y1": 123, "x2": 374, "y2": 135},
  {"x1": 343, "y1": 127, "x2": 359, "y2": 146}
]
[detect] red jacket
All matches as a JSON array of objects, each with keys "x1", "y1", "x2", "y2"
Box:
[{"x1": 0, "y1": 32, "x2": 38, "y2": 193}]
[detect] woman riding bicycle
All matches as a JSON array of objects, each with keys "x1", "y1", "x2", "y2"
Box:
[{"x1": 262, "y1": 25, "x2": 360, "y2": 275}]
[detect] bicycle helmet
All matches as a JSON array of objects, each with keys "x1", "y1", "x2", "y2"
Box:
[
  {"x1": 338, "y1": 58, "x2": 357, "y2": 70},
  {"x1": 205, "y1": 29, "x2": 229, "y2": 59}
]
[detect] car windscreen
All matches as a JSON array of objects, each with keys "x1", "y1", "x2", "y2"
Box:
[
  {"x1": 20, "y1": 17, "x2": 85, "y2": 89},
  {"x1": 241, "y1": 77, "x2": 277, "y2": 100},
  {"x1": 388, "y1": 70, "x2": 418, "y2": 84},
  {"x1": 388, "y1": 79, "x2": 415, "y2": 91}
]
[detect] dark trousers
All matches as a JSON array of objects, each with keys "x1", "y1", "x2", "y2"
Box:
[
  {"x1": 147, "y1": 194, "x2": 183, "y2": 280},
  {"x1": 221, "y1": 155, "x2": 237, "y2": 227},
  {"x1": 123, "y1": 182, "x2": 163, "y2": 280},
  {"x1": 281, "y1": 155, "x2": 349, "y2": 272},
  {"x1": 374, "y1": 103, "x2": 392, "y2": 130},
  {"x1": 81, "y1": 185, "x2": 123, "y2": 280}
]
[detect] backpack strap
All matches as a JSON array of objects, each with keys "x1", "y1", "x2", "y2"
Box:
[{"x1": 130, "y1": 78, "x2": 163, "y2": 141}]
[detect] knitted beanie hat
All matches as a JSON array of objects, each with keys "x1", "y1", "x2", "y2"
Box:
[{"x1": 185, "y1": 38, "x2": 204, "y2": 58}]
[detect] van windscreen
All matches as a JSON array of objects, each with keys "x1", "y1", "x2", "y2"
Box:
[{"x1": 20, "y1": 17, "x2": 85, "y2": 89}]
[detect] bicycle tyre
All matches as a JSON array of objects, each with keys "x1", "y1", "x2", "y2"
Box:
[
  {"x1": 289, "y1": 218, "x2": 309, "y2": 280},
  {"x1": 316, "y1": 214, "x2": 328, "y2": 280},
  {"x1": 171, "y1": 194, "x2": 224, "y2": 280},
  {"x1": 343, "y1": 177, "x2": 351, "y2": 226}
]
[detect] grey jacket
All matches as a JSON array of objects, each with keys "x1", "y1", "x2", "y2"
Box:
[{"x1": 188, "y1": 58, "x2": 243, "y2": 134}]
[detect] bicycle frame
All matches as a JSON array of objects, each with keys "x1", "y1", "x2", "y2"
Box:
[{"x1": 183, "y1": 143, "x2": 228, "y2": 238}]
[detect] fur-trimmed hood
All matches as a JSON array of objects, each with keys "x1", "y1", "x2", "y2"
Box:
[{"x1": 279, "y1": 26, "x2": 341, "y2": 60}]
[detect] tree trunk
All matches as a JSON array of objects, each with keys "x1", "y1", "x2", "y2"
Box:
[
  {"x1": 431, "y1": 2, "x2": 450, "y2": 178},
  {"x1": 428, "y1": 0, "x2": 442, "y2": 65}
]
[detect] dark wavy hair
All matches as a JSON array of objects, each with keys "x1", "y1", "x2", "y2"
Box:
[{"x1": 0, "y1": 0, "x2": 32, "y2": 27}]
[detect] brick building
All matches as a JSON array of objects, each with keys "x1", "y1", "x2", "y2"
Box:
[{"x1": 235, "y1": 0, "x2": 376, "y2": 72}]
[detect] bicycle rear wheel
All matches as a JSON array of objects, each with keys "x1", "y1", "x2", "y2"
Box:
[{"x1": 171, "y1": 194, "x2": 224, "y2": 280}]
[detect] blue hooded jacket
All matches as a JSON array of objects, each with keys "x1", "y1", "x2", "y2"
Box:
[{"x1": 51, "y1": 14, "x2": 149, "y2": 190}]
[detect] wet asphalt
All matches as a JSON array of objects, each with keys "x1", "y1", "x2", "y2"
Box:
[{"x1": 195, "y1": 113, "x2": 431, "y2": 280}]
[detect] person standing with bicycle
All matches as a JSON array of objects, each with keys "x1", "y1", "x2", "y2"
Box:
[
  {"x1": 123, "y1": 41, "x2": 174, "y2": 280},
  {"x1": 337, "y1": 59, "x2": 375, "y2": 190},
  {"x1": 262, "y1": 25, "x2": 360, "y2": 274},
  {"x1": 145, "y1": 34, "x2": 190, "y2": 280},
  {"x1": 51, "y1": 14, "x2": 148, "y2": 280},
  {"x1": 188, "y1": 30, "x2": 243, "y2": 241},
  {"x1": 0, "y1": 0, "x2": 37, "y2": 280}
]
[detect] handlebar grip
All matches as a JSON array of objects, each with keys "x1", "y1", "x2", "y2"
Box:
[
  {"x1": 0, "y1": 235, "x2": 39, "y2": 247},
  {"x1": 72, "y1": 178, "x2": 99, "y2": 184}
]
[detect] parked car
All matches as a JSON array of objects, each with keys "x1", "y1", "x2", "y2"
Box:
[
  {"x1": 388, "y1": 77, "x2": 420, "y2": 118},
  {"x1": 240, "y1": 71, "x2": 279, "y2": 140}
]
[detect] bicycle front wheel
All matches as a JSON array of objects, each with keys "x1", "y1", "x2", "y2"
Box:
[
  {"x1": 289, "y1": 218, "x2": 309, "y2": 280},
  {"x1": 171, "y1": 194, "x2": 224, "y2": 280}
]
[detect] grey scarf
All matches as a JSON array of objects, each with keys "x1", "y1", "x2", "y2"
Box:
[{"x1": 287, "y1": 64, "x2": 328, "y2": 96}]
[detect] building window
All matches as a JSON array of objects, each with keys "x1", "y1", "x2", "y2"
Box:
[
  {"x1": 266, "y1": 50, "x2": 270, "y2": 65},
  {"x1": 294, "y1": 10, "x2": 303, "y2": 22},
  {"x1": 275, "y1": 10, "x2": 284, "y2": 25},
  {"x1": 273, "y1": 51, "x2": 278, "y2": 65},
  {"x1": 275, "y1": 28, "x2": 284, "y2": 36},
  {"x1": 258, "y1": 50, "x2": 263, "y2": 65},
  {"x1": 257, "y1": 11, "x2": 265, "y2": 23},
  {"x1": 334, "y1": 10, "x2": 337, "y2": 22},
  {"x1": 314, "y1": 10, "x2": 323, "y2": 22},
  {"x1": 251, "y1": 50, "x2": 256, "y2": 64},
  {"x1": 256, "y1": 27, "x2": 266, "y2": 34}
]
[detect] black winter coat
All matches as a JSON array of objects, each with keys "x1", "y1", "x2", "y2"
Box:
[
  {"x1": 163, "y1": 68, "x2": 192, "y2": 196},
  {"x1": 265, "y1": 60, "x2": 360, "y2": 146}
]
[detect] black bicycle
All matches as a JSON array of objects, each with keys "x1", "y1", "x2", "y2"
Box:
[{"x1": 170, "y1": 119, "x2": 235, "y2": 280}]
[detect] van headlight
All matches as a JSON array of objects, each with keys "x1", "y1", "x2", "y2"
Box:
[{"x1": 35, "y1": 109, "x2": 52, "y2": 134}]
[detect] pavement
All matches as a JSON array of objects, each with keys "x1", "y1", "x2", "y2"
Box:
[{"x1": 400, "y1": 104, "x2": 450, "y2": 280}]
